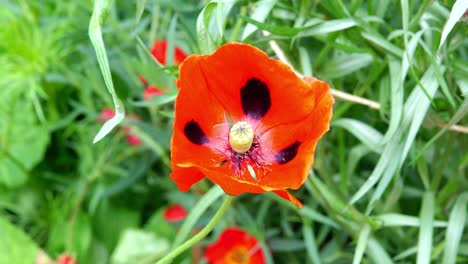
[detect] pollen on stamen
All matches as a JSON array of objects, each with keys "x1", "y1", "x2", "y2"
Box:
[{"x1": 229, "y1": 121, "x2": 254, "y2": 154}]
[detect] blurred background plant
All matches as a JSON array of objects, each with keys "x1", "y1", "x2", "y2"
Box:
[{"x1": 0, "y1": 0, "x2": 467, "y2": 263}]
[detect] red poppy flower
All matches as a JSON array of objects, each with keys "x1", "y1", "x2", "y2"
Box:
[
  {"x1": 151, "y1": 40, "x2": 188, "y2": 65},
  {"x1": 144, "y1": 85, "x2": 164, "y2": 101},
  {"x1": 163, "y1": 204, "x2": 188, "y2": 222},
  {"x1": 204, "y1": 227, "x2": 265, "y2": 264},
  {"x1": 170, "y1": 43, "x2": 333, "y2": 207}
]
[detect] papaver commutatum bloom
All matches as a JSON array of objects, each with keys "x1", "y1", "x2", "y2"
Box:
[
  {"x1": 170, "y1": 43, "x2": 333, "y2": 207},
  {"x1": 204, "y1": 227, "x2": 265, "y2": 264}
]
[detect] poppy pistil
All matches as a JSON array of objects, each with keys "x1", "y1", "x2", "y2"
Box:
[{"x1": 229, "y1": 121, "x2": 254, "y2": 153}]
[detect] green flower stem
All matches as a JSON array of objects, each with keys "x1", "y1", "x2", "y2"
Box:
[{"x1": 155, "y1": 195, "x2": 234, "y2": 264}]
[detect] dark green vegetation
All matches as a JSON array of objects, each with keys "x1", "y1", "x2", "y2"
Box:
[{"x1": 0, "y1": 0, "x2": 467, "y2": 263}]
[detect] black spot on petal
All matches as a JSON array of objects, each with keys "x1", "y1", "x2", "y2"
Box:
[
  {"x1": 184, "y1": 120, "x2": 209, "y2": 145},
  {"x1": 241, "y1": 78, "x2": 271, "y2": 120},
  {"x1": 275, "y1": 141, "x2": 301, "y2": 165}
]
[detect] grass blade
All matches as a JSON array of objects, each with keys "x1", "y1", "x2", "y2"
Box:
[
  {"x1": 197, "y1": 1, "x2": 218, "y2": 54},
  {"x1": 241, "y1": 0, "x2": 277, "y2": 39},
  {"x1": 353, "y1": 224, "x2": 371, "y2": 264},
  {"x1": 333, "y1": 118, "x2": 383, "y2": 154},
  {"x1": 171, "y1": 186, "x2": 224, "y2": 249},
  {"x1": 438, "y1": 0, "x2": 468, "y2": 51},
  {"x1": 89, "y1": 0, "x2": 125, "y2": 143},
  {"x1": 302, "y1": 221, "x2": 322, "y2": 264},
  {"x1": 442, "y1": 192, "x2": 468, "y2": 264},
  {"x1": 417, "y1": 192, "x2": 434, "y2": 264}
]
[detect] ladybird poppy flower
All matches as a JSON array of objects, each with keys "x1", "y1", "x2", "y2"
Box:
[
  {"x1": 151, "y1": 40, "x2": 188, "y2": 65},
  {"x1": 170, "y1": 43, "x2": 333, "y2": 207},
  {"x1": 163, "y1": 204, "x2": 188, "y2": 222},
  {"x1": 204, "y1": 227, "x2": 265, "y2": 264}
]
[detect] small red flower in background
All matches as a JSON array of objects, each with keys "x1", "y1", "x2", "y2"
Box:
[
  {"x1": 163, "y1": 204, "x2": 188, "y2": 222},
  {"x1": 144, "y1": 85, "x2": 164, "y2": 101},
  {"x1": 126, "y1": 133, "x2": 141, "y2": 146},
  {"x1": 98, "y1": 108, "x2": 115, "y2": 123},
  {"x1": 140, "y1": 40, "x2": 189, "y2": 101},
  {"x1": 204, "y1": 227, "x2": 265, "y2": 264},
  {"x1": 57, "y1": 255, "x2": 77, "y2": 264},
  {"x1": 98, "y1": 108, "x2": 142, "y2": 146},
  {"x1": 170, "y1": 43, "x2": 334, "y2": 207},
  {"x1": 151, "y1": 40, "x2": 188, "y2": 65}
]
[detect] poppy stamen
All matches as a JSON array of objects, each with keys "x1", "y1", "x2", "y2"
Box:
[{"x1": 229, "y1": 121, "x2": 254, "y2": 153}]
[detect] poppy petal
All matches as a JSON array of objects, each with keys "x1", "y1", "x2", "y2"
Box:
[
  {"x1": 273, "y1": 190, "x2": 303, "y2": 208},
  {"x1": 171, "y1": 56, "x2": 230, "y2": 169},
  {"x1": 258, "y1": 77, "x2": 334, "y2": 189},
  {"x1": 198, "y1": 43, "x2": 315, "y2": 130},
  {"x1": 170, "y1": 166, "x2": 205, "y2": 192}
]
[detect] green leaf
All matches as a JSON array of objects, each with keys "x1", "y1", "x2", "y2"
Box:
[
  {"x1": 442, "y1": 192, "x2": 468, "y2": 264},
  {"x1": 197, "y1": 1, "x2": 218, "y2": 54},
  {"x1": 361, "y1": 31, "x2": 403, "y2": 58},
  {"x1": 438, "y1": 0, "x2": 468, "y2": 51},
  {"x1": 366, "y1": 237, "x2": 394, "y2": 264},
  {"x1": 269, "y1": 238, "x2": 305, "y2": 251},
  {"x1": 333, "y1": 118, "x2": 383, "y2": 153},
  {"x1": 374, "y1": 214, "x2": 447, "y2": 228},
  {"x1": 135, "y1": 0, "x2": 147, "y2": 24},
  {"x1": 413, "y1": 98, "x2": 468, "y2": 163},
  {"x1": 0, "y1": 99, "x2": 49, "y2": 188},
  {"x1": 89, "y1": 0, "x2": 125, "y2": 143},
  {"x1": 417, "y1": 192, "x2": 434, "y2": 264},
  {"x1": 172, "y1": 186, "x2": 224, "y2": 248},
  {"x1": 241, "y1": 16, "x2": 308, "y2": 37},
  {"x1": 0, "y1": 217, "x2": 38, "y2": 264},
  {"x1": 241, "y1": 0, "x2": 277, "y2": 39},
  {"x1": 353, "y1": 224, "x2": 371, "y2": 264},
  {"x1": 300, "y1": 206, "x2": 340, "y2": 229},
  {"x1": 299, "y1": 18, "x2": 357, "y2": 36},
  {"x1": 322, "y1": 53, "x2": 373, "y2": 79},
  {"x1": 165, "y1": 15, "x2": 178, "y2": 67},
  {"x1": 111, "y1": 229, "x2": 170, "y2": 264},
  {"x1": 302, "y1": 222, "x2": 322, "y2": 264}
]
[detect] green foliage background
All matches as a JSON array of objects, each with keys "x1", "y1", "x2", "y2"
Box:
[{"x1": 0, "y1": 0, "x2": 467, "y2": 263}]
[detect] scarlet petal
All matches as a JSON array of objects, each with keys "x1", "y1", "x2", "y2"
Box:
[
  {"x1": 171, "y1": 55, "x2": 229, "y2": 171},
  {"x1": 259, "y1": 77, "x2": 334, "y2": 190},
  {"x1": 198, "y1": 43, "x2": 315, "y2": 130},
  {"x1": 170, "y1": 166, "x2": 205, "y2": 192},
  {"x1": 163, "y1": 204, "x2": 188, "y2": 222},
  {"x1": 273, "y1": 190, "x2": 303, "y2": 208}
]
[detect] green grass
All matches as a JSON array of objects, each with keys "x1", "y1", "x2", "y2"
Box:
[{"x1": 0, "y1": 0, "x2": 467, "y2": 263}]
